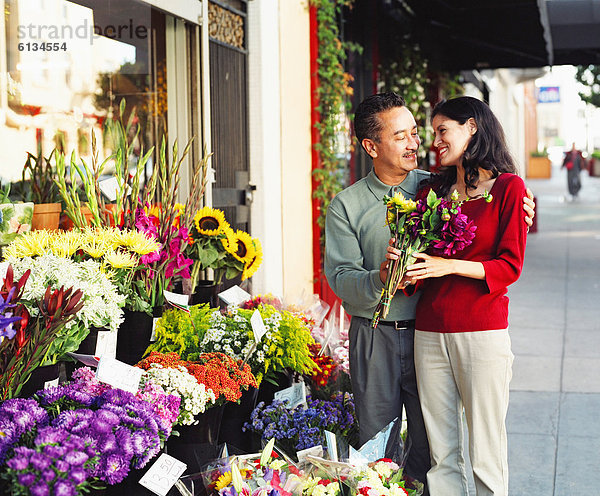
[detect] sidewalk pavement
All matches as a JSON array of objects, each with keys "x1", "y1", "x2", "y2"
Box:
[{"x1": 506, "y1": 164, "x2": 600, "y2": 495}]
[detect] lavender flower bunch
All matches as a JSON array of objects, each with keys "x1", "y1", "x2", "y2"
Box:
[
  {"x1": 0, "y1": 398, "x2": 49, "y2": 464},
  {"x1": 243, "y1": 392, "x2": 358, "y2": 455}
]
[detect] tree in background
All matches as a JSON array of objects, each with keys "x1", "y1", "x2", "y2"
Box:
[{"x1": 576, "y1": 65, "x2": 600, "y2": 108}]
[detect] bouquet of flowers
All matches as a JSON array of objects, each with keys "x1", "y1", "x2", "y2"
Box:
[
  {"x1": 347, "y1": 458, "x2": 422, "y2": 496},
  {"x1": 188, "y1": 206, "x2": 263, "y2": 291},
  {"x1": 243, "y1": 392, "x2": 358, "y2": 456},
  {"x1": 372, "y1": 189, "x2": 479, "y2": 327},
  {"x1": 6, "y1": 254, "x2": 126, "y2": 364},
  {"x1": 203, "y1": 438, "x2": 303, "y2": 496}
]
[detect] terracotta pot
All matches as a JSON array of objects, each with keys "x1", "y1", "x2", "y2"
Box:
[
  {"x1": 31, "y1": 203, "x2": 62, "y2": 231},
  {"x1": 59, "y1": 204, "x2": 117, "y2": 230}
]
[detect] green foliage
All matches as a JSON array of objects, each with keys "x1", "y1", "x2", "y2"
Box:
[
  {"x1": 20, "y1": 150, "x2": 62, "y2": 204},
  {"x1": 310, "y1": 0, "x2": 361, "y2": 233},
  {"x1": 576, "y1": 65, "x2": 600, "y2": 108}
]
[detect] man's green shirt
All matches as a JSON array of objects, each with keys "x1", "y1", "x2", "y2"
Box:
[{"x1": 324, "y1": 168, "x2": 430, "y2": 321}]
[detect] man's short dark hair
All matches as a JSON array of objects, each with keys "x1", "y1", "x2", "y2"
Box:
[{"x1": 354, "y1": 92, "x2": 406, "y2": 147}]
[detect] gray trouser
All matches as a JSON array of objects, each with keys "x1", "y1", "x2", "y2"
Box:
[{"x1": 349, "y1": 316, "x2": 431, "y2": 486}]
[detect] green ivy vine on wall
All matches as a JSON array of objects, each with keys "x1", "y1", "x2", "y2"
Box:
[{"x1": 310, "y1": 0, "x2": 361, "y2": 233}]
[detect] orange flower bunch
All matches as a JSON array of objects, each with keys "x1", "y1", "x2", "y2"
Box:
[
  {"x1": 308, "y1": 344, "x2": 338, "y2": 387},
  {"x1": 136, "y1": 351, "x2": 257, "y2": 404}
]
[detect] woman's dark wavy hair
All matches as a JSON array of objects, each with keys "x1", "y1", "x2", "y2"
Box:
[{"x1": 430, "y1": 96, "x2": 517, "y2": 197}]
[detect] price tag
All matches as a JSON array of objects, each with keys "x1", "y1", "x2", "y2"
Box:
[
  {"x1": 218, "y1": 285, "x2": 251, "y2": 306},
  {"x1": 250, "y1": 310, "x2": 267, "y2": 343},
  {"x1": 139, "y1": 453, "x2": 187, "y2": 496},
  {"x1": 274, "y1": 382, "x2": 307, "y2": 409},
  {"x1": 324, "y1": 430, "x2": 338, "y2": 462},
  {"x1": 96, "y1": 357, "x2": 143, "y2": 394},
  {"x1": 44, "y1": 377, "x2": 59, "y2": 390},
  {"x1": 297, "y1": 445, "x2": 323, "y2": 463},
  {"x1": 164, "y1": 290, "x2": 190, "y2": 307}
]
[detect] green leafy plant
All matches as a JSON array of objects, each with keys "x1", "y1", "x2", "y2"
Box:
[
  {"x1": 530, "y1": 149, "x2": 548, "y2": 158},
  {"x1": 22, "y1": 150, "x2": 62, "y2": 204},
  {"x1": 310, "y1": 0, "x2": 361, "y2": 233}
]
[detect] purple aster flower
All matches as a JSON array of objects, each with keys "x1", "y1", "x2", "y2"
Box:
[
  {"x1": 96, "y1": 409, "x2": 121, "y2": 426},
  {"x1": 7, "y1": 451, "x2": 31, "y2": 471},
  {"x1": 55, "y1": 459, "x2": 70, "y2": 472},
  {"x1": 41, "y1": 468, "x2": 56, "y2": 483},
  {"x1": 100, "y1": 453, "x2": 130, "y2": 484},
  {"x1": 43, "y1": 445, "x2": 66, "y2": 459},
  {"x1": 17, "y1": 472, "x2": 37, "y2": 487},
  {"x1": 53, "y1": 479, "x2": 77, "y2": 496},
  {"x1": 98, "y1": 433, "x2": 118, "y2": 453},
  {"x1": 130, "y1": 431, "x2": 149, "y2": 457},
  {"x1": 30, "y1": 481, "x2": 50, "y2": 496},
  {"x1": 64, "y1": 450, "x2": 89, "y2": 467},
  {"x1": 30, "y1": 452, "x2": 52, "y2": 471},
  {"x1": 69, "y1": 467, "x2": 87, "y2": 485},
  {"x1": 36, "y1": 426, "x2": 68, "y2": 446}
]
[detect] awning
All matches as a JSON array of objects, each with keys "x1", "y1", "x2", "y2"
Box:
[
  {"x1": 394, "y1": 0, "x2": 552, "y2": 70},
  {"x1": 548, "y1": 0, "x2": 600, "y2": 65}
]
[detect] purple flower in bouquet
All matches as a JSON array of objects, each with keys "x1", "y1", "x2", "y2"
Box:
[
  {"x1": 0, "y1": 287, "x2": 21, "y2": 341},
  {"x1": 431, "y1": 210, "x2": 477, "y2": 256}
]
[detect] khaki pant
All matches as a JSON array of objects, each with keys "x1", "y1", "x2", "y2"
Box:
[{"x1": 414, "y1": 329, "x2": 513, "y2": 496}]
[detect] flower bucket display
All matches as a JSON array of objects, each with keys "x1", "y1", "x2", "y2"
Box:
[
  {"x1": 218, "y1": 387, "x2": 260, "y2": 453},
  {"x1": 116, "y1": 309, "x2": 157, "y2": 366},
  {"x1": 31, "y1": 203, "x2": 62, "y2": 231},
  {"x1": 17, "y1": 363, "x2": 60, "y2": 399},
  {"x1": 190, "y1": 279, "x2": 221, "y2": 308}
]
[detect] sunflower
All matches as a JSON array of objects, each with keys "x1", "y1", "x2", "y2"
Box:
[
  {"x1": 220, "y1": 227, "x2": 238, "y2": 254},
  {"x1": 3, "y1": 230, "x2": 51, "y2": 258},
  {"x1": 242, "y1": 238, "x2": 263, "y2": 280},
  {"x1": 230, "y1": 230, "x2": 255, "y2": 264},
  {"x1": 105, "y1": 250, "x2": 138, "y2": 269},
  {"x1": 193, "y1": 207, "x2": 229, "y2": 236}
]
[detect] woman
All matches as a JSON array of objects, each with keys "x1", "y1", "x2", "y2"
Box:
[{"x1": 397, "y1": 96, "x2": 527, "y2": 496}]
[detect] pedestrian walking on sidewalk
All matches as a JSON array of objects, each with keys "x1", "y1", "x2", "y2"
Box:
[
  {"x1": 397, "y1": 96, "x2": 528, "y2": 496},
  {"x1": 562, "y1": 142, "x2": 584, "y2": 199}
]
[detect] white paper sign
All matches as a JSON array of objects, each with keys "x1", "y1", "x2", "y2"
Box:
[
  {"x1": 218, "y1": 285, "x2": 251, "y2": 306},
  {"x1": 164, "y1": 290, "x2": 190, "y2": 307},
  {"x1": 250, "y1": 310, "x2": 267, "y2": 343},
  {"x1": 98, "y1": 177, "x2": 120, "y2": 202},
  {"x1": 44, "y1": 377, "x2": 59, "y2": 390},
  {"x1": 274, "y1": 382, "x2": 307, "y2": 410},
  {"x1": 139, "y1": 453, "x2": 187, "y2": 496},
  {"x1": 96, "y1": 357, "x2": 143, "y2": 394},
  {"x1": 297, "y1": 445, "x2": 323, "y2": 463},
  {"x1": 324, "y1": 430, "x2": 338, "y2": 462}
]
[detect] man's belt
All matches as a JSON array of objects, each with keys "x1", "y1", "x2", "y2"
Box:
[{"x1": 378, "y1": 319, "x2": 415, "y2": 330}]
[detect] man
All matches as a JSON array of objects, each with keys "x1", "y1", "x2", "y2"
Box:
[{"x1": 324, "y1": 92, "x2": 535, "y2": 492}]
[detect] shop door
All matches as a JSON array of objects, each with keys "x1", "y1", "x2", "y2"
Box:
[{"x1": 208, "y1": 1, "x2": 252, "y2": 234}]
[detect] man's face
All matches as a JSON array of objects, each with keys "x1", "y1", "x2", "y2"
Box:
[{"x1": 362, "y1": 106, "x2": 420, "y2": 178}]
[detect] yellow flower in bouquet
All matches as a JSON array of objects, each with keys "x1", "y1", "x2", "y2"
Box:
[
  {"x1": 194, "y1": 206, "x2": 230, "y2": 236},
  {"x1": 82, "y1": 241, "x2": 109, "y2": 259},
  {"x1": 229, "y1": 230, "x2": 256, "y2": 264}
]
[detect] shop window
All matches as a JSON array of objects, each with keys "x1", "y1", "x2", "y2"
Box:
[{"x1": 1, "y1": 0, "x2": 167, "y2": 182}]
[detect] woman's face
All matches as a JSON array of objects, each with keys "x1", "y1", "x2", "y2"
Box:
[{"x1": 432, "y1": 114, "x2": 476, "y2": 167}]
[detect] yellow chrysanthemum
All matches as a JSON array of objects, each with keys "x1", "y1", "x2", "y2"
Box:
[
  {"x1": 3, "y1": 230, "x2": 51, "y2": 258},
  {"x1": 105, "y1": 250, "x2": 138, "y2": 269},
  {"x1": 119, "y1": 230, "x2": 161, "y2": 255},
  {"x1": 82, "y1": 241, "x2": 109, "y2": 259},
  {"x1": 82, "y1": 227, "x2": 120, "y2": 249},
  {"x1": 387, "y1": 192, "x2": 417, "y2": 213},
  {"x1": 193, "y1": 207, "x2": 229, "y2": 236},
  {"x1": 230, "y1": 230, "x2": 255, "y2": 264},
  {"x1": 49, "y1": 231, "x2": 83, "y2": 257},
  {"x1": 242, "y1": 238, "x2": 263, "y2": 281}
]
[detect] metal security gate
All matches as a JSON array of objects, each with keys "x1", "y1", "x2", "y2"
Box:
[{"x1": 208, "y1": 0, "x2": 252, "y2": 234}]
